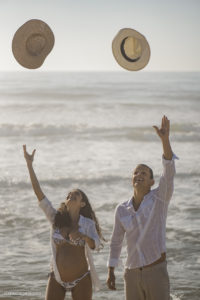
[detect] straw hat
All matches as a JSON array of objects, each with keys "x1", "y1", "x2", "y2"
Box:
[
  {"x1": 12, "y1": 19, "x2": 55, "y2": 69},
  {"x1": 112, "y1": 28, "x2": 150, "y2": 71}
]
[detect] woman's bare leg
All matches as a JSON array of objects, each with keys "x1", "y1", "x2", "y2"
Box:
[
  {"x1": 45, "y1": 273, "x2": 66, "y2": 300},
  {"x1": 71, "y1": 273, "x2": 92, "y2": 300}
]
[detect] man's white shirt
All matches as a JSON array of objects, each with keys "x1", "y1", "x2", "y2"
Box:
[{"x1": 108, "y1": 155, "x2": 177, "y2": 269}]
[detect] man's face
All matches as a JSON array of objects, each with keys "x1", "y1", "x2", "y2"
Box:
[{"x1": 132, "y1": 165, "x2": 154, "y2": 190}]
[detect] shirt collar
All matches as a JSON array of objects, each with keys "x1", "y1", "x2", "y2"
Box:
[
  {"x1": 125, "y1": 198, "x2": 135, "y2": 212},
  {"x1": 126, "y1": 190, "x2": 153, "y2": 210}
]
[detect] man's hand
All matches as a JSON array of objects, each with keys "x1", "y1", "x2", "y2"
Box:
[
  {"x1": 153, "y1": 116, "x2": 173, "y2": 160},
  {"x1": 107, "y1": 267, "x2": 116, "y2": 290},
  {"x1": 153, "y1": 115, "x2": 170, "y2": 141},
  {"x1": 23, "y1": 145, "x2": 36, "y2": 165}
]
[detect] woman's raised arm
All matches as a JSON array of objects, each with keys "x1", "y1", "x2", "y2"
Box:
[{"x1": 23, "y1": 145, "x2": 45, "y2": 201}]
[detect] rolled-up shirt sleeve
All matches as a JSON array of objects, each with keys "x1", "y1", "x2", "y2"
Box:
[
  {"x1": 108, "y1": 206, "x2": 125, "y2": 267},
  {"x1": 38, "y1": 196, "x2": 57, "y2": 224},
  {"x1": 157, "y1": 153, "x2": 178, "y2": 202}
]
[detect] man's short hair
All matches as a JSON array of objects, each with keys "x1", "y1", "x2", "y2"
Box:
[{"x1": 136, "y1": 164, "x2": 154, "y2": 179}]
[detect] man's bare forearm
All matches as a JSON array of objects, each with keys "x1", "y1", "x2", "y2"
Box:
[{"x1": 162, "y1": 137, "x2": 173, "y2": 160}]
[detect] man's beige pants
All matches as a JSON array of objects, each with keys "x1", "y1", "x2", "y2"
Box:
[{"x1": 124, "y1": 261, "x2": 170, "y2": 300}]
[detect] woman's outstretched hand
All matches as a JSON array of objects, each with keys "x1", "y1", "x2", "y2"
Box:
[{"x1": 23, "y1": 145, "x2": 36, "y2": 165}]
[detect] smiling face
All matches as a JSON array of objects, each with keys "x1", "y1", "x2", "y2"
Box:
[
  {"x1": 132, "y1": 164, "x2": 154, "y2": 191},
  {"x1": 65, "y1": 189, "x2": 86, "y2": 211}
]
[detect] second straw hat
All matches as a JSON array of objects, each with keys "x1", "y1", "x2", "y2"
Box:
[
  {"x1": 12, "y1": 19, "x2": 55, "y2": 69},
  {"x1": 112, "y1": 28, "x2": 150, "y2": 71}
]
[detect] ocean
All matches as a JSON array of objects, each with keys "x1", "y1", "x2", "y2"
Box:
[{"x1": 0, "y1": 71, "x2": 199, "y2": 300}]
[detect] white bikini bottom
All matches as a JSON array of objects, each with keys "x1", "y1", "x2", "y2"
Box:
[{"x1": 49, "y1": 270, "x2": 90, "y2": 291}]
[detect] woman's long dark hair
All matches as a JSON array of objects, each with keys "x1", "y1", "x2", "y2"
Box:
[{"x1": 54, "y1": 189, "x2": 105, "y2": 243}]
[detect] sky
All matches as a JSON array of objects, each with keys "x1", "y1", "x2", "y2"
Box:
[{"x1": 0, "y1": 0, "x2": 200, "y2": 72}]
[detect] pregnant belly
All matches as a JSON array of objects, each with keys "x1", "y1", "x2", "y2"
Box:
[{"x1": 56, "y1": 243, "x2": 88, "y2": 282}]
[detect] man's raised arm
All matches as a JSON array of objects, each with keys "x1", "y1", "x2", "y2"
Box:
[
  {"x1": 153, "y1": 116, "x2": 177, "y2": 202},
  {"x1": 153, "y1": 115, "x2": 173, "y2": 160}
]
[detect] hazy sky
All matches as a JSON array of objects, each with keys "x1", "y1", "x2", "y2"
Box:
[{"x1": 1, "y1": 0, "x2": 200, "y2": 71}]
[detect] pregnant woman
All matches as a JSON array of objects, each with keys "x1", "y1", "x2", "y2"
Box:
[{"x1": 23, "y1": 145, "x2": 103, "y2": 300}]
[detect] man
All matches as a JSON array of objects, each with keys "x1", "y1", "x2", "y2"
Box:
[{"x1": 107, "y1": 115, "x2": 177, "y2": 300}]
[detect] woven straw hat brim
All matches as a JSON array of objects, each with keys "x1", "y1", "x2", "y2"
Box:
[
  {"x1": 12, "y1": 19, "x2": 55, "y2": 69},
  {"x1": 112, "y1": 28, "x2": 150, "y2": 71}
]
